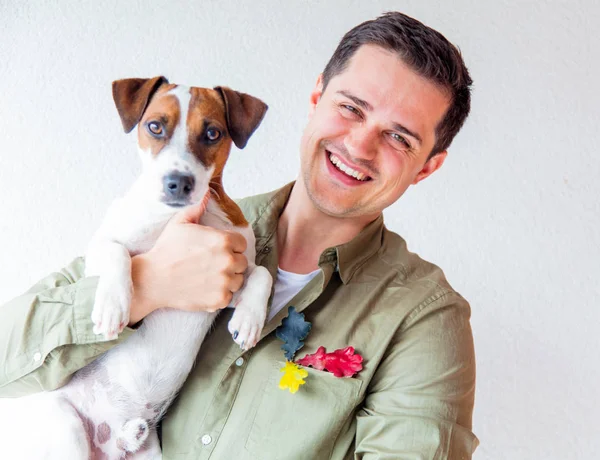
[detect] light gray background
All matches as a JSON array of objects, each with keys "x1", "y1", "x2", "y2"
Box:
[{"x1": 1, "y1": 1, "x2": 598, "y2": 458}]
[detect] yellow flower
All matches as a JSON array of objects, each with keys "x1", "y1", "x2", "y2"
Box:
[{"x1": 279, "y1": 361, "x2": 308, "y2": 394}]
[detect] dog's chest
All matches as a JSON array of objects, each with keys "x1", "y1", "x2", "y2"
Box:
[
  {"x1": 100, "y1": 197, "x2": 236, "y2": 257},
  {"x1": 122, "y1": 219, "x2": 168, "y2": 255},
  {"x1": 101, "y1": 198, "x2": 173, "y2": 255}
]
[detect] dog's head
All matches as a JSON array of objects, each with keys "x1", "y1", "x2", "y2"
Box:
[{"x1": 112, "y1": 76, "x2": 267, "y2": 208}]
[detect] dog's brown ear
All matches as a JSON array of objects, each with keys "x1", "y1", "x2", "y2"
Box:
[
  {"x1": 214, "y1": 86, "x2": 268, "y2": 149},
  {"x1": 112, "y1": 76, "x2": 169, "y2": 133}
]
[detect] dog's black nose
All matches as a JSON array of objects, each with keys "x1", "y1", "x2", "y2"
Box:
[{"x1": 163, "y1": 172, "x2": 195, "y2": 201}]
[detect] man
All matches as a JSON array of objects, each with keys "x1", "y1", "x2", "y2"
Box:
[{"x1": 0, "y1": 12, "x2": 478, "y2": 459}]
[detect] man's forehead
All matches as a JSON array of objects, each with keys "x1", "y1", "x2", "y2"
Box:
[{"x1": 332, "y1": 45, "x2": 449, "y2": 103}]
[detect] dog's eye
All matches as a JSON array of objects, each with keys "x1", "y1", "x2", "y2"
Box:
[
  {"x1": 206, "y1": 128, "x2": 221, "y2": 142},
  {"x1": 147, "y1": 121, "x2": 164, "y2": 136}
]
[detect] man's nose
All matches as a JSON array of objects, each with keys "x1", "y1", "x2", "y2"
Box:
[
  {"x1": 344, "y1": 124, "x2": 378, "y2": 160},
  {"x1": 162, "y1": 172, "x2": 195, "y2": 201}
]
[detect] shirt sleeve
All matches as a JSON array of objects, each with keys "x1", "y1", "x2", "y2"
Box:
[
  {"x1": 0, "y1": 257, "x2": 134, "y2": 397},
  {"x1": 354, "y1": 292, "x2": 479, "y2": 459}
]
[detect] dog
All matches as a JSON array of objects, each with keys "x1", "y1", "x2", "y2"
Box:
[{"x1": 0, "y1": 76, "x2": 273, "y2": 459}]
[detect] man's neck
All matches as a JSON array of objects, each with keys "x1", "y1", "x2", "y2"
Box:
[{"x1": 277, "y1": 179, "x2": 379, "y2": 274}]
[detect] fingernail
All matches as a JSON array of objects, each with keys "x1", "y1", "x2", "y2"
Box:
[{"x1": 233, "y1": 331, "x2": 239, "y2": 340}]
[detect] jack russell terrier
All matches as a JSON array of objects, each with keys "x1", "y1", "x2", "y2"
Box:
[{"x1": 0, "y1": 76, "x2": 273, "y2": 459}]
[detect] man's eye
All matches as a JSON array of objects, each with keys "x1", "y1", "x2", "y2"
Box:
[
  {"x1": 206, "y1": 128, "x2": 222, "y2": 141},
  {"x1": 390, "y1": 132, "x2": 410, "y2": 148},
  {"x1": 342, "y1": 104, "x2": 361, "y2": 116},
  {"x1": 147, "y1": 121, "x2": 164, "y2": 136}
]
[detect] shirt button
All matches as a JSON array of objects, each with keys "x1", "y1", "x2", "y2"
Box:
[
  {"x1": 235, "y1": 357, "x2": 244, "y2": 367},
  {"x1": 33, "y1": 352, "x2": 42, "y2": 362},
  {"x1": 263, "y1": 246, "x2": 271, "y2": 253},
  {"x1": 201, "y1": 434, "x2": 212, "y2": 445}
]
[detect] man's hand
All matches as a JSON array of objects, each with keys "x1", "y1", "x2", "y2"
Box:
[{"x1": 129, "y1": 202, "x2": 248, "y2": 325}]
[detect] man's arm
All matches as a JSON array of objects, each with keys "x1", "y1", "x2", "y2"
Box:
[
  {"x1": 0, "y1": 257, "x2": 130, "y2": 397},
  {"x1": 354, "y1": 293, "x2": 479, "y2": 459},
  {"x1": 0, "y1": 207, "x2": 249, "y2": 398}
]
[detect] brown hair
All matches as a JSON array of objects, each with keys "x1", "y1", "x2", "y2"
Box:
[{"x1": 322, "y1": 12, "x2": 473, "y2": 159}]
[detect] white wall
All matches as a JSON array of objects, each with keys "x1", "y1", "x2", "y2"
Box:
[{"x1": 1, "y1": 1, "x2": 598, "y2": 458}]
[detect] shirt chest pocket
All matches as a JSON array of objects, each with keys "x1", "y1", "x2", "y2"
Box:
[{"x1": 244, "y1": 360, "x2": 363, "y2": 459}]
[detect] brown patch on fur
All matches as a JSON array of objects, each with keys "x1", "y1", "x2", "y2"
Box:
[
  {"x1": 137, "y1": 84, "x2": 180, "y2": 157},
  {"x1": 209, "y1": 180, "x2": 248, "y2": 227},
  {"x1": 92, "y1": 444, "x2": 109, "y2": 460},
  {"x1": 185, "y1": 87, "x2": 229, "y2": 168},
  {"x1": 184, "y1": 87, "x2": 248, "y2": 226},
  {"x1": 112, "y1": 77, "x2": 169, "y2": 133},
  {"x1": 74, "y1": 409, "x2": 101, "y2": 459},
  {"x1": 81, "y1": 414, "x2": 95, "y2": 444},
  {"x1": 214, "y1": 86, "x2": 268, "y2": 149},
  {"x1": 97, "y1": 422, "x2": 111, "y2": 444}
]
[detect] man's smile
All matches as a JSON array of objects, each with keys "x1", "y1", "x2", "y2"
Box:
[{"x1": 324, "y1": 148, "x2": 373, "y2": 186}]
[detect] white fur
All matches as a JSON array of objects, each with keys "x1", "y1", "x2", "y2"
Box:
[{"x1": 0, "y1": 85, "x2": 272, "y2": 459}]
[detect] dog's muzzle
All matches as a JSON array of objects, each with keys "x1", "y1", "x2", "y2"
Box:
[{"x1": 162, "y1": 171, "x2": 195, "y2": 206}]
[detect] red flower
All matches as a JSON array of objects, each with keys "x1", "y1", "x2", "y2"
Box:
[{"x1": 297, "y1": 346, "x2": 363, "y2": 378}]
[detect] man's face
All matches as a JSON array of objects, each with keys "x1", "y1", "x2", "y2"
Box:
[{"x1": 299, "y1": 44, "x2": 451, "y2": 220}]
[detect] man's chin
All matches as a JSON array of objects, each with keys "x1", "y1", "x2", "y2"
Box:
[
  {"x1": 302, "y1": 167, "x2": 367, "y2": 217},
  {"x1": 306, "y1": 186, "x2": 360, "y2": 218}
]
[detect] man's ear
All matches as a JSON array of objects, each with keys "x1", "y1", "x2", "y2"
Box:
[
  {"x1": 112, "y1": 76, "x2": 169, "y2": 133},
  {"x1": 412, "y1": 151, "x2": 448, "y2": 185},
  {"x1": 308, "y1": 74, "x2": 324, "y2": 117},
  {"x1": 214, "y1": 87, "x2": 268, "y2": 149}
]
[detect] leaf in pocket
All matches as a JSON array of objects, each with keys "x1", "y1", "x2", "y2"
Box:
[
  {"x1": 275, "y1": 306, "x2": 312, "y2": 360},
  {"x1": 279, "y1": 361, "x2": 309, "y2": 394},
  {"x1": 297, "y1": 346, "x2": 363, "y2": 378}
]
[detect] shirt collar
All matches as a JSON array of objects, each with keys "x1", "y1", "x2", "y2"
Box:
[{"x1": 250, "y1": 181, "x2": 385, "y2": 285}]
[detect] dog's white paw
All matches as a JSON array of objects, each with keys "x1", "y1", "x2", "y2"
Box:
[
  {"x1": 91, "y1": 277, "x2": 132, "y2": 340},
  {"x1": 118, "y1": 418, "x2": 149, "y2": 453},
  {"x1": 228, "y1": 296, "x2": 267, "y2": 351}
]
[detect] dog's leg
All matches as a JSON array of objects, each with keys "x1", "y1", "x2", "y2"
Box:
[
  {"x1": 50, "y1": 396, "x2": 94, "y2": 460},
  {"x1": 228, "y1": 263, "x2": 272, "y2": 350},
  {"x1": 118, "y1": 417, "x2": 150, "y2": 454},
  {"x1": 226, "y1": 224, "x2": 273, "y2": 350},
  {"x1": 127, "y1": 429, "x2": 162, "y2": 460},
  {"x1": 86, "y1": 238, "x2": 133, "y2": 340}
]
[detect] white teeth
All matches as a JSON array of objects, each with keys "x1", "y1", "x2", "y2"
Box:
[{"x1": 329, "y1": 153, "x2": 368, "y2": 181}]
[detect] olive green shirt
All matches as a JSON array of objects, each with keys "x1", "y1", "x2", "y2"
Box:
[{"x1": 0, "y1": 183, "x2": 478, "y2": 459}]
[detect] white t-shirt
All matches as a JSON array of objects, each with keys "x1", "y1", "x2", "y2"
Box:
[{"x1": 267, "y1": 267, "x2": 321, "y2": 322}]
